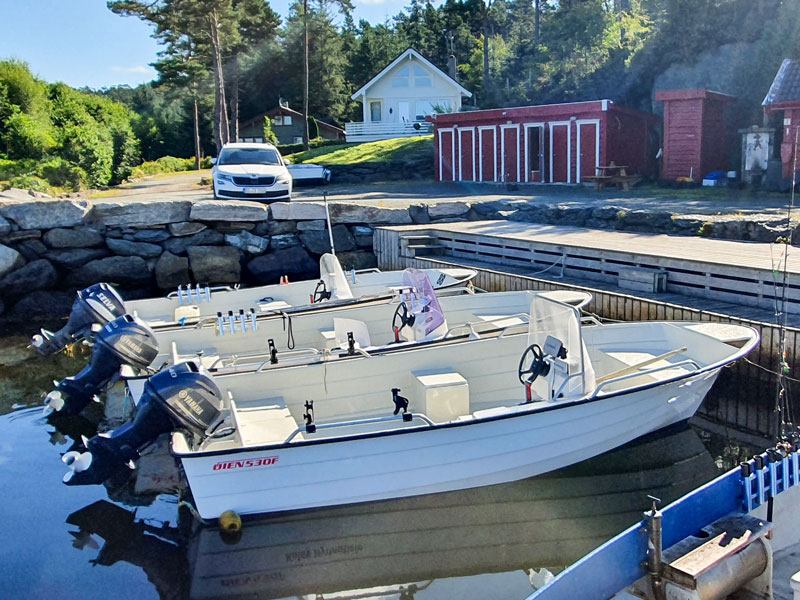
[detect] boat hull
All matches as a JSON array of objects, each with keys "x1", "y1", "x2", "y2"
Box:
[{"x1": 178, "y1": 367, "x2": 720, "y2": 519}]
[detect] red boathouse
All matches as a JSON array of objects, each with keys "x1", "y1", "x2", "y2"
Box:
[{"x1": 428, "y1": 100, "x2": 657, "y2": 184}]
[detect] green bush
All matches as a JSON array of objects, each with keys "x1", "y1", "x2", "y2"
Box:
[
  {"x1": 38, "y1": 157, "x2": 86, "y2": 189},
  {"x1": 1, "y1": 110, "x2": 56, "y2": 158},
  {"x1": 277, "y1": 137, "x2": 341, "y2": 157},
  {"x1": 307, "y1": 116, "x2": 319, "y2": 140},
  {"x1": 7, "y1": 174, "x2": 48, "y2": 192},
  {"x1": 128, "y1": 155, "x2": 210, "y2": 179},
  {"x1": 0, "y1": 157, "x2": 38, "y2": 179}
]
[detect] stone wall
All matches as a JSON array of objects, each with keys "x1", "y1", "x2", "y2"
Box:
[{"x1": 1, "y1": 190, "x2": 796, "y2": 328}]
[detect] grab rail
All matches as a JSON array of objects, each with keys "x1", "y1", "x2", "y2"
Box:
[
  {"x1": 589, "y1": 359, "x2": 701, "y2": 398},
  {"x1": 283, "y1": 412, "x2": 435, "y2": 443},
  {"x1": 167, "y1": 283, "x2": 240, "y2": 300}
]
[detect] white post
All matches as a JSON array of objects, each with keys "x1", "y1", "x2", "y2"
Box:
[
  {"x1": 324, "y1": 191, "x2": 335, "y2": 256},
  {"x1": 362, "y1": 92, "x2": 369, "y2": 122}
]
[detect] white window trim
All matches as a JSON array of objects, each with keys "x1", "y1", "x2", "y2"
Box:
[
  {"x1": 523, "y1": 122, "x2": 545, "y2": 183},
  {"x1": 458, "y1": 126, "x2": 477, "y2": 182},
  {"x1": 477, "y1": 125, "x2": 497, "y2": 182},
  {"x1": 549, "y1": 121, "x2": 572, "y2": 184},
  {"x1": 437, "y1": 128, "x2": 455, "y2": 181},
  {"x1": 500, "y1": 124, "x2": 521, "y2": 183},
  {"x1": 575, "y1": 119, "x2": 601, "y2": 183}
]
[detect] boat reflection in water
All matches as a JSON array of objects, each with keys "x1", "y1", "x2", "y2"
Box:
[{"x1": 65, "y1": 424, "x2": 719, "y2": 600}]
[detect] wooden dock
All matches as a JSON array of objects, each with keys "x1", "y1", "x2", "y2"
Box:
[{"x1": 375, "y1": 221, "x2": 800, "y2": 441}]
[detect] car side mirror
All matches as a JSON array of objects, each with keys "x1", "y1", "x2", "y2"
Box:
[{"x1": 210, "y1": 157, "x2": 217, "y2": 165}]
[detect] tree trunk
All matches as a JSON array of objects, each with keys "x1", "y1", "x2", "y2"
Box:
[
  {"x1": 482, "y1": 3, "x2": 490, "y2": 105},
  {"x1": 209, "y1": 9, "x2": 229, "y2": 152},
  {"x1": 228, "y1": 54, "x2": 240, "y2": 143},
  {"x1": 302, "y1": 0, "x2": 310, "y2": 150},
  {"x1": 193, "y1": 93, "x2": 201, "y2": 170},
  {"x1": 534, "y1": 0, "x2": 540, "y2": 48}
]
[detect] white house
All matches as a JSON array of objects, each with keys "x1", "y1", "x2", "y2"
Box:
[{"x1": 347, "y1": 48, "x2": 473, "y2": 142}]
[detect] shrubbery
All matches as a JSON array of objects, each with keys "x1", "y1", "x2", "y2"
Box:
[{"x1": 128, "y1": 155, "x2": 212, "y2": 179}]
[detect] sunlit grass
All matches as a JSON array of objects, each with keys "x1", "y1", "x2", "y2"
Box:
[{"x1": 288, "y1": 136, "x2": 433, "y2": 165}]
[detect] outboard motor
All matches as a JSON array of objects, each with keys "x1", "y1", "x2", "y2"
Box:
[
  {"x1": 32, "y1": 283, "x2": 126, "y2": 356},
  {"x1": 44, "y1": 314, "x2": 158, "y2": 416},
  {"x1": 63, "y1": 361, "x2": 223, "y2": 486}
]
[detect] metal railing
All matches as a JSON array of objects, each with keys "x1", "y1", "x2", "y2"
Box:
[{"x1": 345, "y1": 121, "x2": 433, "y2": 142}]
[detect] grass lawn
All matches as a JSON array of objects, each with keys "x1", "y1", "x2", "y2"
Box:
[{"x1": 287, "y1": 136, "x2": 433, "y2": 165}]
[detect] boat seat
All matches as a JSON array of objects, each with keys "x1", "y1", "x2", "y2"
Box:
[
  {"x1": 319, "y1": 329, "x2": 337, "y2": 349},
  {"x1": 603, "y1": 350, "x2": 691, "y2": 382},
  {"x1": 475, "y1": 315, "x2": 527, "y2": 328},
  {"x1": 230, "y1": 395, "x2": 302, "y2": 447},
  {"x1": 410, "y1": 371, "x2": 470, "y2": 423}
]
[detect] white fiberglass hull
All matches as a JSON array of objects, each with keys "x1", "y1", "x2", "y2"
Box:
[{"x1": 178, "y1": 367, "x2": 719, "y2": 519}]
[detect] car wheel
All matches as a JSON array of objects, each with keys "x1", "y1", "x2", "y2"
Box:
[{"x1": 212, "y1": 183, "x2": 220, "y2": 199}]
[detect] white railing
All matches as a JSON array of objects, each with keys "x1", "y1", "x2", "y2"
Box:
[{"x1": 345, "y1": 121, "x2": 433, "y2": 142}]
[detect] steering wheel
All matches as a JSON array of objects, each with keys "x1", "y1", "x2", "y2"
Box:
[
  {"x1": 312, "y1": 280, "x2": 331, "y2": 304},
  {"x1": 518, "y1": 343, "x2": 549, "y2": 385},
  {"x1": 392, "y1": 302, "x2": 416, "y2": 338}
]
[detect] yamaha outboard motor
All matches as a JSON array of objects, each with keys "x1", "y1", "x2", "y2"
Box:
[
  {"x1": 44, "y1": 314, "x2": 158, "y2": 416},
  {"x1": 63, "y1": 361, "x2": 223, "y2": 486},
  {"x1": 32, "y1": 283, "x2": 126, "y2": 356}
]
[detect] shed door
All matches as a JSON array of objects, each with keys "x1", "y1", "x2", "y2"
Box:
[
  {"x1": 439, "y1": 129, "x2": 455, "y2": 181},
  {"x1": 525, "y1": 124, "x2": 545, "y2": 182},
  {"x1": 577, "y1": 120, "x2": 600, "y2": 183},
  {"x1": 550, "y1": 122, "x2": 571, "y2": 183},
  {"x1": 478, "y1": 127, "x2": 496, "y2": 182},
  {"x1": 458, "y1": 128, "x2": 476, "y2": 182},
  {"x1": 501, "y1": 125, "x2": 520, "y2": 183}
]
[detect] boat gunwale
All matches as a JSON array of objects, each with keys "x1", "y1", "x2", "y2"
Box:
[{"x1": 170, "y1": 323, "x2": 760, "y2": 459}]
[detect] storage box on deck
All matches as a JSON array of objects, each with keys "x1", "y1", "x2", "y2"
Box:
[{"x1": 411, "y1": 372, "x2": 469, "y2": 423}]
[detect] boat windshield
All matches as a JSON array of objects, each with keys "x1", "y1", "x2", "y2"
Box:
[
  {"x1": 402, "y1": 268, "x2": 446, "y2": 339},
  {"x1": 527, "y1": 295, "x2": 595, "y2": 397},
  {"x1": 218, "y1": 148, "x2": 281, "y2": 166},
  {"x1": 320, "y1": 253, "x2": 354, "y2": 300}
]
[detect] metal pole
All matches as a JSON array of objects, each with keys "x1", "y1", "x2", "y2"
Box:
[
  {"x1": 324, "y1": 191, "x2": 336, "y2": 256},
  {"x1": 645, "y1": 496, "x2": 667, "y2": 600}
]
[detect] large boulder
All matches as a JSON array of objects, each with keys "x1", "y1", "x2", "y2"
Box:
[
  {"x1": 335, "y1": 251, "x2": 378, "y2": 271},
  {"x1": 224, "y1": 230, "x2": 269, "y2": 255},
  {"x1": 132, "y1": 228, "x2": 171, "y2": 242},
  {"x1": 71, "y1": 256, "x2": 151, "y2": 288},
  {"x1": 0, "y1": 244, "x2": 25, "y2": 278},
  {"x1": 269, "y1": 233, "x2": 301, "y2": 249},
  {"x1": 408, "y1": 204, "x2": 431, "y2": 224},
  {"x1": 15, "y1": 239, "x2": 48, "y2": 260},
  {"x1": 329, "y1": 203, "x2": 412, "y2": 224},
  {"x1": 106, "y1": 238, "x2": 163, "y2": 258},
  {"x1": 169, "y1": 221, "x2": 207, "y2": 237},
  {"x1": 190, "y1": 199, "x2": 270, "y2": 222},
  {"x1": 0, "y1": 259, "x2": 57, "y2": 298},
  {"x1": 154, "y1": 251, "x2": 190, "y2": 289},
  {"x1": 187, "y1": 246, "x2": 241, "y2": 284},
  {"x1": 0, "y1": 198, "x2": 90, "y2": 230},
  {"x1": 43, "y1": 227, "x2": 104, "y2": 249},
  {"x1": 162, "y1": 229, "x2": 225, "y2": 255},
  {"x1": 247, "y1": 246, "x2": 317, "y2": 283},
  {"x1": 428, "y1": 201, "x2": 471, "y2": 219},
  {"x1": 296, "y1": 219, "x2": 327, "y2": 231},
  {"x1": 45, "y1": 248, "x2": 109, "y2": 269},
  {"x1": 351, "y1": 225, "x2": 374, "y2": 248},
  {"x1": 8, "y1": 290, "x2": 74, "y2": 325},
  {"x1": 0, "y1": 214, "x2": 10, "y2": 236},
  {"x1": 90, "y1": 199, "x2": 191, "y2": 227},
  {"x1": 270, "y1": 201, "x2": 327, "y2": 221},
  {"x1": 299, "y1": 224, "x2": 356, "y2": 255}
]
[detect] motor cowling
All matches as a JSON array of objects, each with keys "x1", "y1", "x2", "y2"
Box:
[
  {"x1": 63, "y1": 361, "x2": 223, "y2": 486},
  {"x1": 32, "y1": 283, "x2": 126, "y2": 356},
  {"x1": 44, "y1": 314, "x2": 158, "y2": 416}
]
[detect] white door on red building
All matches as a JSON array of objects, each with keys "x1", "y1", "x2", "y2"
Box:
[{"x1": 577, "y1": 119, "x2": 600, "y2": 183}]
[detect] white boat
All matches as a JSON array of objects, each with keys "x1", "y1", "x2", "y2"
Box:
[
  {"x1": 128, "y1": 254, "x2": 476, "y2": 328},
  {"x1": 63, "y1": 295, "x2": 758, "y2": 519},
  {"x1": 30, "y1": 254, "x2": 476, "y2": 356}
]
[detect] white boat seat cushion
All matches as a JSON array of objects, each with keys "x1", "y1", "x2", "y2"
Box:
[{"x1": 231, "y1": 396, "x2": 301, "y2": 446}]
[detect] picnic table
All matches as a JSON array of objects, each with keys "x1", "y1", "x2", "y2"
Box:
[{"x1": 583, "y1": 162, "x2": 642, "y2": 191}]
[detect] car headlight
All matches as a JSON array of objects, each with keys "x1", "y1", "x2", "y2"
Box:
[
  {"x1": 215, "y1": 173, "x2": 233, "y2": 182},
  {"x1": 277, "y1": 174, "x2": 292, "y2": 184}
]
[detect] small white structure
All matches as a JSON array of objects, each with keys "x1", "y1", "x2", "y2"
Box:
[{"x1": 347, "y1": 48, "x2": 472, "y2": 142}]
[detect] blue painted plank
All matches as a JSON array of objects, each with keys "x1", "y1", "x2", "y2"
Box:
[{"x1": 527, "y1": 468, "x2": 743, "y2": 600}]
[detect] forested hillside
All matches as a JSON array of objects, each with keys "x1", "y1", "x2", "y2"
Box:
[{"x1": 2, "y1": 0, "x2": 800, "y2": 189}]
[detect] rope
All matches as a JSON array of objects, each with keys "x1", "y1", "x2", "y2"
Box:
[
  {"x1": 529, "y1": 253, "x2": 565, "y2": 278},
  {"x1": 281, "y1": 312, "x2": 295, "y2": 349},
  {"x1": 178, "y1": 500, "x2": 207, "y2": 525}
]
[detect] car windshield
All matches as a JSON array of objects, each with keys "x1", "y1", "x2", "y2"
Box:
[{"x1": 218, "y1": 148, "x2": 281, "y2": 166}]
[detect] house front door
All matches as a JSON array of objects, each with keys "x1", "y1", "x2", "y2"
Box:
[{"x1": 398, "y1": 102, "x2": 410, "y2": 124}]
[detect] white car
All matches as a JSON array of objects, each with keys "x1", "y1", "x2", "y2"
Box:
[{"x1": 211, "y1": 142, "x2": 292, "y2": 202}]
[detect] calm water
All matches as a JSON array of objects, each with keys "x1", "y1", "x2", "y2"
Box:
[{"x1": 0, "y1": 335, "x2": 760, "y2": 600}]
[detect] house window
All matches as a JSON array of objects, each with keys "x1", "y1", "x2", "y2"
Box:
[
  {"x1": 293, "y1": 136, "x2": 303, "y2": 144},
  {"x1": 273, "y1": 116, "x2": 282, "y2": 126},
  {"x1": 392, "y1": 65, "x2": 410, "y2": 87},
  {"x1": 283, "y1": 115, "x2": 293, "y2": 126},
  {"x1": 414, "y1": 64, "x2": 432, "y2": 87},
  {"x1": 370, "y1": 101, "x2": 382, "y2": 122}
]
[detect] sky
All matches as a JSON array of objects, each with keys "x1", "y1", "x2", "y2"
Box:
[{"x1": 0, "y1": 0, "x2": 423, "y2": 90}]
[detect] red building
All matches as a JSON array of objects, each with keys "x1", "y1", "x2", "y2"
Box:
[
  {"x1": 763, "y1": 59, "x2": 800, "y2": 179},
  {"x1": 428, "y1": 100, "x2": 657, "y2": 184},
  {"x1": 655, "y1": 89, "x2": 735, "y2": 181}
]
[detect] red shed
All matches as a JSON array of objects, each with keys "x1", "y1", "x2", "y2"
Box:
[
  {"x1": 428, "y1": 100, "x2": 657, "y2": 184},
  {"x1": 763, "y1": 59, "x2": 800, "y2": 179},
  {"x1": 655, "y1": 89, "x2": 736, "y2": 180}
]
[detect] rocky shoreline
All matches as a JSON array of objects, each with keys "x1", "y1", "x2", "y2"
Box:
[{"x1": 1, "y1": 188, "x2": 797, "y2": 331}]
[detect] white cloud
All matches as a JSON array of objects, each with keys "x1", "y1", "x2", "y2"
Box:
[{"x1": 111, "y1": 65, "x2": 152, "y2": 74}]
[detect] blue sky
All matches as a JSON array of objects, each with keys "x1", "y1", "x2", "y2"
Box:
[{"x1": 0, "y1": 0, "x2": 422, "y2": 90}]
